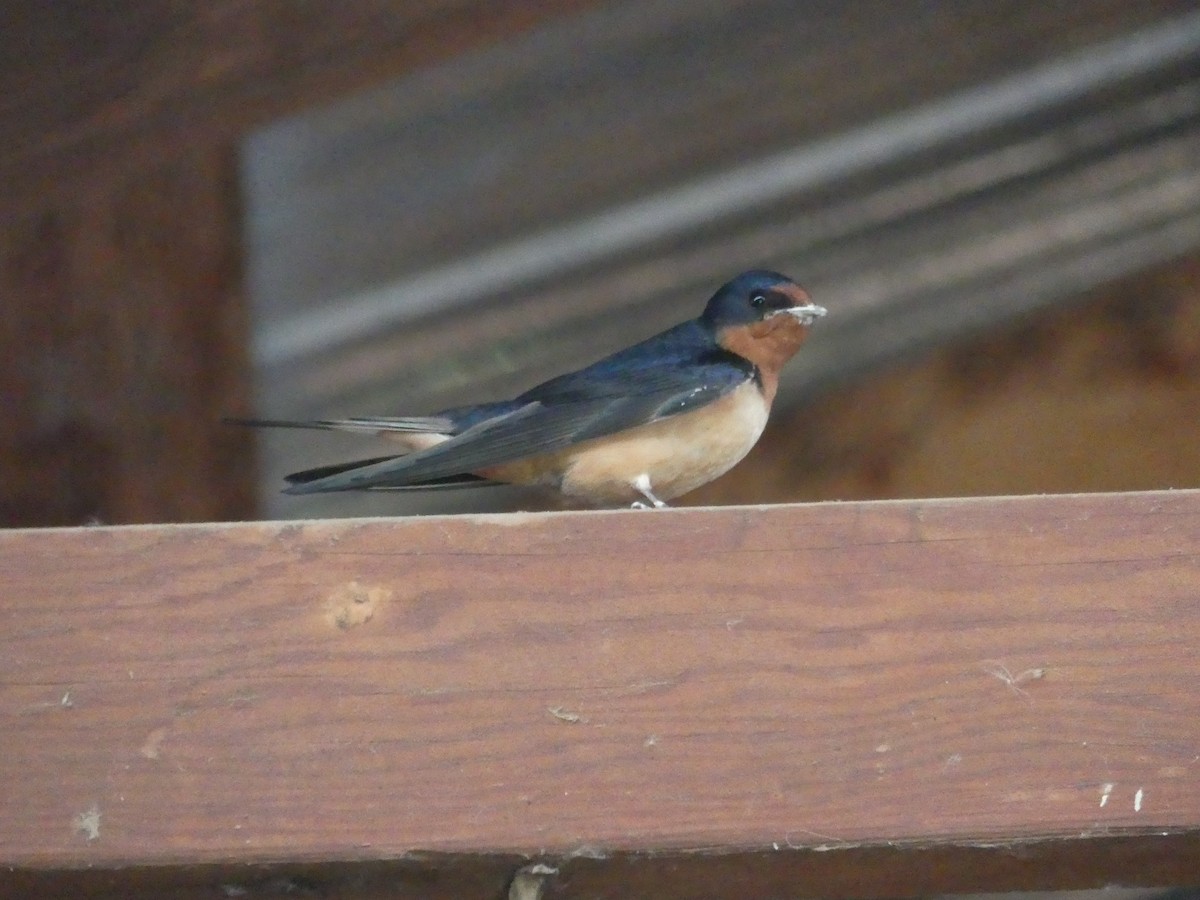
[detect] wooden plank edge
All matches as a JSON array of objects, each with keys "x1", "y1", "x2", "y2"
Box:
[
  {"x1": 2, "y1": 834, "x2": 1198, "y2": 900},
  {"x1": 3, "y1": 486, "x2": 1197, "y2": 536}
]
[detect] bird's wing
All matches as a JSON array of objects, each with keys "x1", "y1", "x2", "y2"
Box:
[{"x1": 285, "y1": 352, "x2": 755, "y2": 494}]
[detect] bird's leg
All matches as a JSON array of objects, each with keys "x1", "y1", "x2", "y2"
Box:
[{"x1": 630, "y1": 474, "x2": 668, "y2": 510}]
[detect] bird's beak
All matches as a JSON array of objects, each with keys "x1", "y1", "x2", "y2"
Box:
[{"x1": 776, "y1": 302, "x2": 827, "y2": 326}]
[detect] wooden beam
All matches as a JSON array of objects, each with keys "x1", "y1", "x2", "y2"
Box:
[
  {"x1": 0, "y1": 0, "x2": 603, "y2": 214},
  {"x1": 0, "y1": 0, "x2": 601, "y2": 526},
  {"x1": 1, "y1": 492, "x2": 1198, "y2": 897},
  {"x1": 0, "y1": 147, "x2": 256, "y2": 526}
]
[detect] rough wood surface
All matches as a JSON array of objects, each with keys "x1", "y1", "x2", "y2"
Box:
[{"x1": 1, "y1": 492, "x2": 1198, "y2": 895}]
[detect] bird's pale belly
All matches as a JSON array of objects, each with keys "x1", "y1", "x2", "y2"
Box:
[{"x1": 484, "y1": 381, "x2": 770, "y2": 505}]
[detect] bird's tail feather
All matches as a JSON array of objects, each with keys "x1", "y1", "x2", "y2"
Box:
[
  {"x1": 224, "y1": 415, "x2": 455, "y2": 435},
  {"x1": 283, "y1": 455, "x2": 402, "y2": 485},
  {"x1": 283, "y1": 456, "x2": 496, "y2": 492}
]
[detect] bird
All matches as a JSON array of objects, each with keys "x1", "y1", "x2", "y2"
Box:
[{"x1": 235, "y1": 270, "x2": 826, "y2": 508}]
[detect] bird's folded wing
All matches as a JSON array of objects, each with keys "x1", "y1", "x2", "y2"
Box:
[{"x1": 285, "y1": 363, "x2": 751, "y2": 494}]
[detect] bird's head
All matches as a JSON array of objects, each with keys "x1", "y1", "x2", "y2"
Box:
[
  {"x1": 701, "y1": 270, "x2": 826, "y2": 386},
  {"x1": 701, "y1": 270, "x2": 826, "y2": 330}
]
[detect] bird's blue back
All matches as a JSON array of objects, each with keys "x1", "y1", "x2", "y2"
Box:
[{"x1": 439, "y1": 318, "x2": 751, "y2": 432}]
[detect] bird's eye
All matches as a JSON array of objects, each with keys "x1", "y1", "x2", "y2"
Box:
[{"x1": 750, "y1": 293, "x2": 767, "y2": 308}]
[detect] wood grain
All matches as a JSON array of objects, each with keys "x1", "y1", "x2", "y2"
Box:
[{"x1": 1, "y1": 492, "x2": 1198, "y2": 895}]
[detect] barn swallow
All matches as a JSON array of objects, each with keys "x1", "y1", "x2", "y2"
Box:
[{"x1": 236, "y1": 270, "x2": 826, "y2": 508}]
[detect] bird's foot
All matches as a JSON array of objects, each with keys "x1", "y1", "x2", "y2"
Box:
[{"x1": 631, "y1": 474, "x2": 669, "y2": 510}]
